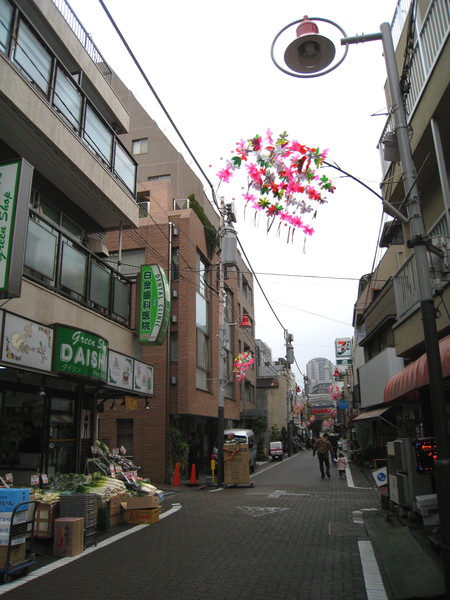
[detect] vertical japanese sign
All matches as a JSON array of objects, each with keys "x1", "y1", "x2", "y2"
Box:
[
  {"x1": 0, "y1": 159, "x2": 33, "y2": 298},
  {"x1": 137, "y1": 265, "x2": 170, "y2": 345}
]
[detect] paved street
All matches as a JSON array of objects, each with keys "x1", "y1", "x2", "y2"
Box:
[{"x1": 0, "y1": 451, "x2": 440, "y2": 600}]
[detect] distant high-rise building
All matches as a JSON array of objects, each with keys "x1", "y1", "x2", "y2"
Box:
[{"x1": 306, "y1": 357, "x2": 333, "y2": 393}]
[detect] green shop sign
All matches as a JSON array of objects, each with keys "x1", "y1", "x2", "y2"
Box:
[
  {"x1": 53, "y1": 325, "x2": 108, "y2": 382},
  {"x1": 138, "y1": 265, "x2": 170, "y2": 345}
]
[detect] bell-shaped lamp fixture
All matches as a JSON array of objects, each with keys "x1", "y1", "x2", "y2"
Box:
[
  {"x1": 284, "y1": 16, "x2": 336, "y2": 74},
  {"x1": 239, "y1": 314, "x2": 252, "y2": 328}
]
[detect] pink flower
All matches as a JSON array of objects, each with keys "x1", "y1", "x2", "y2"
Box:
[{"x1": 217, "y1": 165, "x2": 233, "y2": 183}]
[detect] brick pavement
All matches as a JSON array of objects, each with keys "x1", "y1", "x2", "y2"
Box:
[{"x1": 0, "y1": 451, "x2": 443, "y2": 599}]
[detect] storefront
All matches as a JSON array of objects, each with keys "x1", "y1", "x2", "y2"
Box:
[{"x1": 0, "y1": 311, "x2": 153, "y2": 486}]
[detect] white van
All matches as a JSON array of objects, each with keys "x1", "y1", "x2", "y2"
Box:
[{"x1": 224, "y1": 429, "x2": 257, "y2": 472}]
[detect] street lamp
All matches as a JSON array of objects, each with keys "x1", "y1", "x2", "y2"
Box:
[{"x1": 272, "y1": 15, "x2": 450, "y2": 595}]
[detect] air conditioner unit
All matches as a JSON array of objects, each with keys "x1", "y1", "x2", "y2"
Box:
[
  {"x1": 171, "y1": 315, "x2": 178, "y2": 323},
  {"x1": 172, "y1": 228, "x2": 179, "y2": 236},
  {"x1": 86, "y1": 237, "x2": 109, "y2": 257},
  {"x1": 173, "y1": 198, "x2": 190, "y2": 210},
  {"x1": 172, "y1": 290, "x2": 178, "y2": 298}
]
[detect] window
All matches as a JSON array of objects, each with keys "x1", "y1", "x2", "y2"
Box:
[
  {"x1": 107, "y1": 249, "x2": 145, "y2": 277},
  {"x1": 170, "y1": 331, "x2": 178, "y2": 362},
  {"x1": 25, "y1": 218, "x2": 57, "y2": 283},
  {"x1": 242, "y1": 276, "x2": 253, "y2": 305},
  {"x1": 60, "y1": 242, "x2": 87, "y2": 297},
  {"x1": 196, "y1": 254, "x2": 210, "y2": 390},
  {"x1": 132, "y1": 138, "x2": 148, "y2": 155},
  {"x1": 53, "y1": 67, "x2": 82, "y2": 131},
  {"x1": 89, "y1": 261, "x2": 110, "y2": 308},
  {"x1": 0, "y1": 0, "x2": 13, "y2": 54},
  {"x1": 117, "y1": 419, "x2": 133, "y2": 456},
  {"x1": 114, "y1": 143, "x2": 136, "y2": 193},
  {"x1": 83, "y1": 105, "x2": 113, "y2": 164},
  {"x1": 171, "y1": 248, "x2": 180, "y2": 280},
  {"x1": 39, "y1": 196, "x2": 83, "y2": 241},
  {"x1": 13, "y1": 20, "x2": 51, "y2": 94}
]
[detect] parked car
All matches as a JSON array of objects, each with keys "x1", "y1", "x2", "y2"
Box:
[{"x1": 269, "y1": 441, "x2": 283, "y2": 461}]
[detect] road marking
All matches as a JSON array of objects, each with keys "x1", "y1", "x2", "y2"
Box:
[
  {"x1": 268, "y1": 489, "x2": 312, "y2": 499},
  {"x1": 358, "y1": 540, "x2": 388, "y2": 599},
  {"x1": 0, "y1": 503, "x2": 182, "y2": 595},
  {"x1": 238, "y1": 506, "x2": 290, "y2": 517}
]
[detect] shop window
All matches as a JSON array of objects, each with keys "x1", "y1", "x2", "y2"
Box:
[{"x1": 117, "y1": 419, "x2": 133, "y2": 456}]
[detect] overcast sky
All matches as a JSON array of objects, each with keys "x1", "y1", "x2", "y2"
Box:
[{"x1": 69, "y1": 0, "x2": 400, "y2": 383}]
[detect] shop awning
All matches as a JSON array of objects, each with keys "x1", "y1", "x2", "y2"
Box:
[
  {"x1": 384, "y1": 334, "x2": 450, "y2": 403},
  {"x1": 352, "y1": 407, "x2": 391, "y2": 421}
]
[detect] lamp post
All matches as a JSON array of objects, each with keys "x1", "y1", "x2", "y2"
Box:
[{"x1": 272, "y1": 16, "x2": 450, "y2": 595}]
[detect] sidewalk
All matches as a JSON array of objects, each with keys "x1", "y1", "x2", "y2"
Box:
[{"x1": 354, "y1": 461, "x2": 445, "y2": 600}]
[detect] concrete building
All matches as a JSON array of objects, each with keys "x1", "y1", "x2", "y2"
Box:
[{"x1": 0, "y1": 0, "x2": 145, "y2": 483}]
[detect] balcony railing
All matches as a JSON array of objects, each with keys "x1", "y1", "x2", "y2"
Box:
[
  {"x1": 24, "y1": 208, "x2": 133, "y2": 327},
  {"x1": 378, "y1": 0, "x2": 450, "y2": 176},
  {"x1": 393, "y1": 212, "x2": 450, "y2": 318},
  {"x1": 1, "y1": 2, "x2": 137, "y2": 195},
  {"x1": 52, "y1": 0, "x2": 112, "y2": 83}
]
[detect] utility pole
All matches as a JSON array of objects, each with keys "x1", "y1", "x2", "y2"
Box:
[
  {"x1": 216, "y1": 200, "x2": 237, "y2": 487},
  {"x1": 285, "y1": 331, "x2": 294, "y2": 456}
]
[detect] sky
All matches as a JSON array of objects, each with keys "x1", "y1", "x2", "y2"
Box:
[{"x1": 69, "y1": 0, "x2": 400, "y2": 382}]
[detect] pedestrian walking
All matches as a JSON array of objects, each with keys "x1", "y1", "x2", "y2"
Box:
[
  {"x1": 313, "y1": 433, "x2": 336, "y2": 479},
  {"x1": 336, "y1": 452, "x2": 348, "y2": 478}
]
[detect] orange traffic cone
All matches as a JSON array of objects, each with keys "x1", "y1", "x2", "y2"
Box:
[
  {"x1": 189, "y1": 464, "x2": 197, "y2": 485},
  {"x1": 172, "y1": 463, "x2": 181, "y2": 486}
]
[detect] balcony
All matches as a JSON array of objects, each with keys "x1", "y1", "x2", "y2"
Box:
[
  {"x1": 24, "y1": 208, "x2": 133, "y2": 327},
  {"x1": 378, "y1": 0, "x2": 450, "y2": 178},
  {"x1": 393, "y1": 214, "x2": 450, "y2": 318},
  {"x1": 358, "y1": 347, "x2": 404, "y2": 409},
  {"x1": 0, "y1": 1, "x2": 138, "y2": 229}
]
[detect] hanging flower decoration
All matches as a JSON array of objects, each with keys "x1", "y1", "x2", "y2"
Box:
[
  {"x1": 328, "y1": 385, "x2": 341, "y2": 401},
  {"x1": 233, "y1": 351, "x2": 254, "y2": 381},
  {"x1": 217, "y1": 130, "x2": 335, "y2": 241}
]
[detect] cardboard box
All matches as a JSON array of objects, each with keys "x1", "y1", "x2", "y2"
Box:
[
  {"x1": 124, "y1": 508, "x2": 159, "y2": 525},
  {"x1": 53, "y1": 517, "x2": 84, "y2": 557},
  {"x1": 223, "y1": 443, "x2": 250, "y2": 485},
  {"x1": 0, "y1": 489, "x2": 30, "y2": 512},
  {"x1": 34, "y1": 502, "x2": 59, "y2": 539},
  {"x1": 121, "y1": 495, "x2": 159, "y2": 511},
  {"x1": 0, "y1": 542, "x2": 26, "y2": 568},
  {"x1": 110, "y1": 493, "x2": 129, "y2": 516},
  {"x1": 0, "y1": 510, "x2": 27, "y2": 525},
  {"x1": 109, "y1": 513, "x2": 125, "y2": 528}
]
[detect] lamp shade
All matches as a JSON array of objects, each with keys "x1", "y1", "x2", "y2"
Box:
[
  {"x1": 284, "y1": 16, "x2": 336, "y2": 74},
  {"x1": 239, "y1": 314, "x2": 252, "y2": 328}
]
